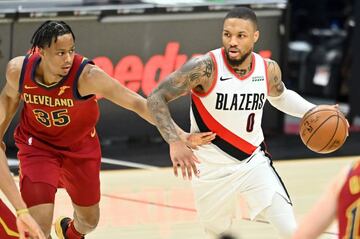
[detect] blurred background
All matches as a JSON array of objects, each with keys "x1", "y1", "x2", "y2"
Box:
[{"x1": 1, "y1": 0, "x2": 359, "y2": 171}]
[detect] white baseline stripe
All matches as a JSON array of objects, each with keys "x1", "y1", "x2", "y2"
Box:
[
  {"x1": 8, "y1": 157, "x2": 159, "y2": 170},
  {"x1": 101, "y1": 157, "x2": 160, "y2": 170}
]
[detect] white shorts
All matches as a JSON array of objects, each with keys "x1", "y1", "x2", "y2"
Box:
[{"x1": 192, "y1": 143, "x2": 291, "y2": 228}]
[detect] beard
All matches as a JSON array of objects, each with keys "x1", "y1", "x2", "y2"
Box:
[{"x1": 225, "y1": 48, "x2": 252, "y2": 67}]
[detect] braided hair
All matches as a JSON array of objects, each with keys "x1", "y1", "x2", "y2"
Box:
[{"x1": 30, "y1": 20, "x2": 75, "y2": 53}]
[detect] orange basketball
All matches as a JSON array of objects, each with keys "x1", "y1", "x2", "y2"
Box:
[{"x1": 299, "y1": 105, "x2": 348, "y2": 154}]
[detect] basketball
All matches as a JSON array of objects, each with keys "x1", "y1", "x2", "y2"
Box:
[{"x1": 299, "y1": 105, "x2": 348, "y2": 154}]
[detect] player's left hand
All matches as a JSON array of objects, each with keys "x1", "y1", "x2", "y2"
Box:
[{"x1": 184, "y1": 132, "x2": 216, "y2": 149}]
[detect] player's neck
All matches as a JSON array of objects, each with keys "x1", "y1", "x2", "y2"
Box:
[
  {"x1": 36, "y1": 62, "x2": 63, "y2": 85},
  {"x1": 232, "y1": 54, "x2": 253, "y2": 77}
]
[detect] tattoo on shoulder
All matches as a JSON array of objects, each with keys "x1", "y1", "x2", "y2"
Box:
[
  {"x1": 266, "y1": 59, "x2": 284, "y2": 94},
  {"x1": 153, "y1": 55, "x2": 214, "y2": 100},
  {"x1": 180, "y1": 55, "x2": 214, "y2": 83},
  {"x1": 202, "y1": 57, "x2": 213, "y2": 78},
  {"x1": 266, "y1": 59, "x2": 277, "y2": 73}
]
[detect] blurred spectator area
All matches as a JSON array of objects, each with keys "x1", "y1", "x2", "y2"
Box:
[
  {"x1": 284, "y1": 0, "x2": 360, "y2": 133},
  {"x1": 287, "y1": 0, "x2": 353, "y2": 101}
]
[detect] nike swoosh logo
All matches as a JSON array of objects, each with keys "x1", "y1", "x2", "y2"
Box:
[
  {"x1": 220, "y1": 76, "x2": 232, "y2": 81},
  {"x1": 24, "y1": 85, "x2": 38, "y2": 89},
  {"x1": 90, "y1": 128, "x2": 96, "y2": 137}
]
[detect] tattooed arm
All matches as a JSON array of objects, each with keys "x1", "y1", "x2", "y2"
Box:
[
  {"x1": 266, "y1": 59, "x2": 315, "y2": 118},
  {"x1": 147, "y1": 54, "x2": 215, "y2": 180},
  {"x1": 266, "y1": 59, "x2": 285, "y2": 97},
  {"x1": 148, "y1": 54, "x2": 214, "y2": 143}
]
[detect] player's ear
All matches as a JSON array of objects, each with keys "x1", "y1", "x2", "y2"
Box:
[
  {"x1": 254, "y1": 30, "x2": 259, "y2": 43},
  {"x1": 38, "y1": 47, "x2": 45, "y2": 57}
]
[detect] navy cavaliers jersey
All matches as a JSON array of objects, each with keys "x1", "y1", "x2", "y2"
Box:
[
  {"x1": 15, "y1": 53, "x2": 99, "y2": 148},
  {"x1": 338, "y1": 161, "x2": 360, "y2": 239},
  {"x1": 190, "y1": 48, "x2": 269, "y2": 160}
]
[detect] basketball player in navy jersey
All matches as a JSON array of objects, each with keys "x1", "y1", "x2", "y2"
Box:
[
  {"x1": 147, "y1": 7, "x2": 321, "y2": 239},
  {"x1": 293, "y1": 161, "x2": 360, "y2": 239},
  {"x1": 0, "y1": 20, "x2": 215, "y2": 239}
]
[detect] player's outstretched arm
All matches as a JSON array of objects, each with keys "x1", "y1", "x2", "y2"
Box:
[
  {"x1": 147, "y1": 54, "x2": 215, "y2": 180},
  {"x1": 292, "y1": 165, "x2": 349, "y2": 239},
  {"x1": 78, "y1": 64, "x2": 156, "y2": 124},
  {"x1": 77, "y1": 63, "x2": 215, "y2": 149},
  {"x1": 266, "y1": 59, "x2": 315, "y2": 118}
]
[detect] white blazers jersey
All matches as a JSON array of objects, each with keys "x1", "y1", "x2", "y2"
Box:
[{"x1": 190, "y1": 48, "x2": 269, "y2": 160}]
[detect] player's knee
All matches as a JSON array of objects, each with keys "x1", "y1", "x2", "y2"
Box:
[
  {"x1": 266, "y1": 193, "x2": 297, "y2": 239},
  {"x1": 79, "y1": 215, "x2": 99, "y2": 231},
  {"x1": 273, "y1": 212, "x2": 297, "y2": 239},
  {"x1": 76, "y1": 209, "x2": 100, "y2": 231}
]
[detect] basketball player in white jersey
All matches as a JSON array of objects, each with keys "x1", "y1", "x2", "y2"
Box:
[{"x1": 147, "y1": 7, "x2": 318, "y2": 239}]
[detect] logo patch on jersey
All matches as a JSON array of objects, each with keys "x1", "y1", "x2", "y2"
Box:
[
  {"x1": 220, "y1": 76, "x2": 232, "y2": 81},
  {"x1": 28, "y1": 137, "x2": 33, "y2": 145},
  {"x1": 24, "y1": 85, "x2": 38, "y2": 89},
  {"x1": 252, "y1": 76, "x2": 264, "y2": 82},
  {"x1": 90, "y1": 128, "x2": 96, "y2": 137},
  {"x1": 58, "y1": 86, "x2": 71, "y2": 96}
]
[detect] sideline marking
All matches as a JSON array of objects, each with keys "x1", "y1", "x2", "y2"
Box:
[{"x1": 8, "y1": 157, "x2": 160, "y2": 170}]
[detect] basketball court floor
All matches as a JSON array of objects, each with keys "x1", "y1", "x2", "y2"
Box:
[{"x1": 2, "y1": 155, "x2": 358, "y2": 238}]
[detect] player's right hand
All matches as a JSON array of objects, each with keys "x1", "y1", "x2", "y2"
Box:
[
  {"x1": 169, "y1": 140, "x2": 200, "y2": 180},
  {"x1": 16, "y1": 212, "x2": 46, "y2": 239},
  {"x1": 185, "y1": 132, "x2": 216, "y2": 149}
]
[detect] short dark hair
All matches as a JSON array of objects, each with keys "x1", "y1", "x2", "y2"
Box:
[
  {"x1": 30, "y1": 20, "x2": 75, "y2": 53},
  {"x1": 225, "y1": 7, "x2": 258, "y2": 29}
]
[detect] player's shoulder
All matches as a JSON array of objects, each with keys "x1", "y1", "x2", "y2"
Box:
[
  {"x1": 264, "y1": 58, "x2": 281, "y2": 77},
  {"x1": 81, "y1": 62, "x2": 101, "y2": 80},
  {"x1": 78, "y1": 62, "x2": 107, "y2": 90},
  {"x1": 198, "y1": 52, "x2": 213, "y2": 60},
  {"x1": 6, "y1": 56, "x2": 26, "y2": 81},
  {"x1": 181, "y1": 53, "x2": 214, "y2": 73},
  {"x1": 264, "y1": 58, "x2": 279, "y2": 67},
  {"x1": 7, "y1": 56, "x2": 26, "y2": 72}
]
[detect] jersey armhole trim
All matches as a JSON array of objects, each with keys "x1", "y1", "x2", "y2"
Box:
[
  {"x1": 18, "y1": 55, "x2": 30, "y2": 94},
  {"x1": 263, "y1": 58, "x2": 270, "y2": 95},
  {"x1": 73, "y1": 59, "x2": 95, "y2": 100}
]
